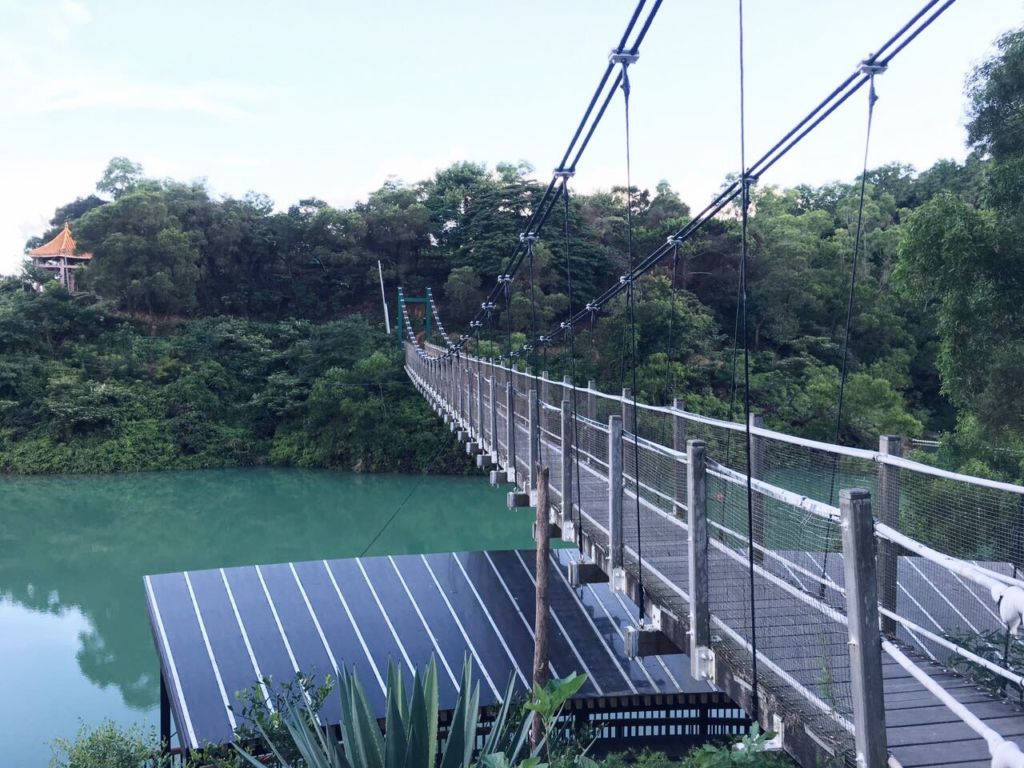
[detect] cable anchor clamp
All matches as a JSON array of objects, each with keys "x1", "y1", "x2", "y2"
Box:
[
  {"x1": 858, "y1": 58, "x2": 887, "y2": 76},
  {"x1": 609, "y1": 50, "x2": 639, "y2": 66}
]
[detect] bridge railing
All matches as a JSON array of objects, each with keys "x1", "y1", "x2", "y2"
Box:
[{"x1": 405, "y1": 342, "x2": 1024, "y2": 765}]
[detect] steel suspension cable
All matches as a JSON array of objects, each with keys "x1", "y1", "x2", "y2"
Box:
[
  {"x1": 614, "y1": 50, "x2": 647, "y2": 622},
  {"x1": 507, "y1": 0, "x2": 957, "y2": 357},
  {"x1": 818, "y1": 65, "x2": 884, "y2": 593},
  {"x1": 738, "y1": 0, "x2": 760, "y2": 723}
]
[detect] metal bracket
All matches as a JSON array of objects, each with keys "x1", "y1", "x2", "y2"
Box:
[
  {"x1": 858, "y1": 59, "x2": 887, "y2": 76},
  {"x1": 560, "y1": 518, "x2": 577, "y2": 544},
  {"x1": 553, "y1": 167, "x2": 575, "y2": 179},
  {"x1": 585, "y1": 302, "x2": 597, "y2": 313},
  {"x1": 694, "y1": 646, "x2": 716, "y2": 681},
  {"x1": 519, "y1": 232, "x2": 537, "y2": 244},
  {"x1": 763, "y1": 715, "x2": 785, "y2": 751},
  {"x1": 666, "y1": 235, "x2": 684, "y2": 246},
  {"x1": 619, "y1": 274, "x2": 633, "y2": 286},
  {"x1": 609, "y1": 50, "x2": 640, "y2": 66},
  {"x1": 611, "y1": 567, "x2": 627, "y2": 594},
  {"x1": 498, "y1": 274, "x2": 512, "y2": 284}
]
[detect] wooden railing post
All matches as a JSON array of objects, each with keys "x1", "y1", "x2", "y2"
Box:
[
  {"x1": 687, "y1": 439, "x2": 711, "y2": 680},
  {"x1": 878, "y1": 435, "x2": 902, "y2": 636},
  {"x1": 489, "y1": 364, "x2": 498, "y2": 457},
  {"x1": 528, "y1": 388, "x2": 539, "y2": 491},
  {"x1": 672, "y1": 398, "x2": 687, "y2": 517},
  {"x1": 561, "y1": 397, "x2": 573, "y2": 535},
  {"x1": 841, "y1": 488, "x2": 888, "y2": 768},
  {"x1": 608, "y1": 414, "x2": 624, "y2": 591},
  {"x1": 477, "y1": 361, "x2": 485, "y2": 442},
  {"x1": 749, "y1": 413, "x2": 765, "y2": 563},
  {"x1": 622, "y1": 388, "x2": 634, "y2": 434},
  {"x1": 505, "y1": 381, "x2": 515, "y2": 480}
]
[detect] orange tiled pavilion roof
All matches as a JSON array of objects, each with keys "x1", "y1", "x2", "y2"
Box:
[{"x1": 29, "y1": 222, "x2": 92, "y2": 260}]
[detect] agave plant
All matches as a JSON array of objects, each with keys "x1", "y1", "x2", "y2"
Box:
[{"x1": 233, "y1": 657, "x2": 535, "y2": 768}]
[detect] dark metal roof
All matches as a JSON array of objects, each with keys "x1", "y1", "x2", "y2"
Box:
[{"x1": 146, "y1": 549, "x2": 711, "y2": 749}]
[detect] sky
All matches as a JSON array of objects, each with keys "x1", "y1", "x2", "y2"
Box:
[{"x1": 0, "y1": 0, "x2": 1020, "y2": 275}]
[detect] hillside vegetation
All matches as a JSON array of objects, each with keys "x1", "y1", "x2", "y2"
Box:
[{"x1": 3, "y1": 29, "x2": 1023, "y2": 479}]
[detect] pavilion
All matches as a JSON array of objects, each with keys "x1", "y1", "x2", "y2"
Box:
[{"x1": 27, "y1": 222, "x2": 92, "y2": 292}]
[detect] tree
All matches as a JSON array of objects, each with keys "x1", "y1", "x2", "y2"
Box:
[
  {"x1": 76, "y1": 190, "x2": 200, "y2": 315},
  {"x1": 96, "y1": 157, "x2": 145, "y2": 200}
]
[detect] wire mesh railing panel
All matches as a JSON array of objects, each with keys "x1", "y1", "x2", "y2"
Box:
[
  {"x1": 575, "y1": 418, "x2": 609, "y2": 471},
  {"x1": 704, "y1": 466, "x2": 856, "y2": 761},
  {"x1": 496, "y1": 409, "x2": 509, "y2": 466},
  {"x1": 515, "y1": 421, "x2": 530, "y2": 488}
]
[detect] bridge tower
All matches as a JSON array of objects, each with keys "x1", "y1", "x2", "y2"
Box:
[{"x1": 396, "y1": 287, "x2": 433, "y2": 346}]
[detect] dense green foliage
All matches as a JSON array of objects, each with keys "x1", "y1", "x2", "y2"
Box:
[
  {"x1": 49, "y1": 720, "x2": 168, "y2": 768},
  {"x1": 7, "y1": 27, "x2": 1024, "y2": 479},
  {"x1": 0, "y1": 283, "x2": 469, "y2": 474}
]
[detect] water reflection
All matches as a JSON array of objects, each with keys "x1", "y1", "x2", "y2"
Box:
[{"x1": 1, "y1": 468, "x2": 526, "y2": 752}]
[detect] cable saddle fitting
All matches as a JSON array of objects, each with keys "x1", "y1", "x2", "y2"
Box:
[
  {"x1": 609, "y1": 50, "x2": 639, "y2": 66},
  {"x1": 858, "y1": 58, "x2": 888, "y2": 76}
]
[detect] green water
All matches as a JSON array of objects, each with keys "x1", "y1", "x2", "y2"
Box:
[{"x1": 0, "y1": 468, "x2": 529, "y2": 767}]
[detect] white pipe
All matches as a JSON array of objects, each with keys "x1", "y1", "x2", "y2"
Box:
[
  {"x1": 378, "y1": 261, "x2": 391, "y2": 335},
  {"x1": 706, "y1": 458, "x2": 841, "y2": 521},
  {"x1": 882, "y1": 640, "x2": 1024, "y2": 768},
  {"x1": 874, "y1": 522, "x2": 1022, "y2": 591}
]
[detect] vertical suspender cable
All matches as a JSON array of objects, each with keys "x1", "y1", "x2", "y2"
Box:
[
  {"x1": 561, "y1": 178, "x2": 586, "y2": 552},
  {"x1": 819, "y1": 66, "x2": 883, "y2": 593},
  {"x1": 505, "y1": 276, "x2": 519, "y2": 486},
  {"x1": 738, "y1": 0, "x2": 760, "y2": 722},
  {"x1": 615, "y1": 51, "x2": 646, "y2": 622}
]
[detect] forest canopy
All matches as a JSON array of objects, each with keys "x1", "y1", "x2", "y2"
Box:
[{"x1": 5, "y1": 27, "x2": 1024, "y2": 480}]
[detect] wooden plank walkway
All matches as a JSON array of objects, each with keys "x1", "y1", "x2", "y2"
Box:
[{"x1": 408, "y1": 357, "x2": 1024, "y2": 767}]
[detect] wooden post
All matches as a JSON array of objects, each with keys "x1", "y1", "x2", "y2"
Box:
[
  {"x1": 672, "y1": 398, "x2": 687, "y2": 517},
  {"x1": 489, "y1": 366, "x2": 498, "y2": 458},
  {"x1": 687, "y1": 440, "x2": 711, "y2": 680},
  {"x1": 609, "y1": 414, "x2": 624, "y2": 578},
  {"x1": 841, "y1": 488, "x2": 888, "y2": 768},
  {"x1": 505, "y1": 381, "x2": 515, "y2": 480},
  {"x1": 749, "y1": 413, "x2": 765, "y2": 564},
  {"x1": 477, "y1": 365, "x2": 485, "y2": 443},
  {"x1": 528, "y1": 389, "x2": 539, "y2": 491},
  {"x1": 467, "y1": 364, "x2": 475, "y2": 435},
  {"x1": 531, "y1": 466, "x2": 552, "y2": 750},
  {"x1": 622, "y1": 388, "x2": 635, "y2": 434},
  {"x1": 561, "y1": 398, "x2": 573, "y2": 531},
  {"x1": 878, "y1": 435, "x2": 902, "y2": 636}
]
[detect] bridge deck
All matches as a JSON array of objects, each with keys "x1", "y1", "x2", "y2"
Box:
[
  {"x1": 146, "y1": 549, "x2": 736, "y2": 752},
  {"x1": 407, "y1": 356, "x2": 1024, "y2": 767}
]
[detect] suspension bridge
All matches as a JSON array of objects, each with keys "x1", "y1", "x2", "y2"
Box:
[
  {"x1": 402, "y1": 343, "x2": 1024, "y2": 768},
  {"x1": 394, "y1": 0, "x2": 1024, "y2": 763},
  {"x1": 144, "y1": 1, "x2": 1024, "y2": 766}
]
